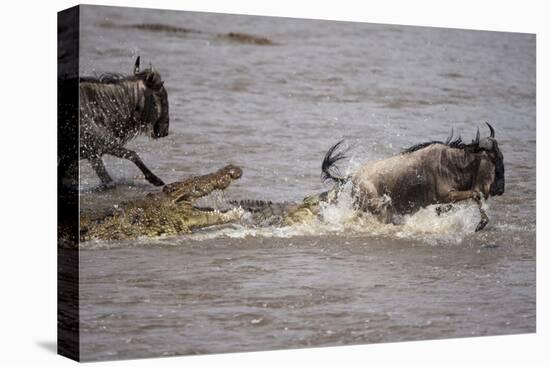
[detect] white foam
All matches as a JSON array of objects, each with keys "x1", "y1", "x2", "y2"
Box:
[{"x1": 185, "y1": 193, "x2": 483, "y2": 244}]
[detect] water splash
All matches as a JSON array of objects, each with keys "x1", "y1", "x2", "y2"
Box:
[{"x1": 79, "y1": 177, "x2": 490, "y2": 250}]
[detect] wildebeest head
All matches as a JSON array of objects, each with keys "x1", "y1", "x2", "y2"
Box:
[
  {"x1": 471, "y1": 123, "x2": 505, "y2": 196},
  {"x1": 133, "y1": 56, "x2": 170, "y2": 139}
]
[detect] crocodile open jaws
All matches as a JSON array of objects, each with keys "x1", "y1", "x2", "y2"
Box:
[{"x1": 80, "y1": 165, "x2": 244, "y2": 241}]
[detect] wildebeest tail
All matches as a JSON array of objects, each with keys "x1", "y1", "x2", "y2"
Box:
[{"x1": 321, "y1": 140, "x2": 349, "y2": 184}]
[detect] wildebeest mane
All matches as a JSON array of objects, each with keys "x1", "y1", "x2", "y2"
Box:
[
  {"x1": 80, "y1": 73, "x2": 141, "y2": 84},
  {"x1": 83, "y1": 72, "x2": 127, "y2": 83},
  {"x1": 80, "y1": 69, "x2": 164, "y2": 89},
  {"x1": 401, "y1": 132, "x2": 477, "y2": 154}
]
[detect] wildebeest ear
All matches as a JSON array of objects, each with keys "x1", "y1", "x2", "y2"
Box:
[
  {"x1": 134, "y1": 56, "x2": 140, "y2": 75},
  {"x1": 144, "y1": 70, "x2": 164, "y2": 90}
]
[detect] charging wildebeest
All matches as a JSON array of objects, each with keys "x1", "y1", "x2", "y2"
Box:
[
  {"x1": 59, "y1": 56, "x2": 169, "y2": 188},
  {"x1": 322, "y1": 123, "x2": 505, "y2": 231}
]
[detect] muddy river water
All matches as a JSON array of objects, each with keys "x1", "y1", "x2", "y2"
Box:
[{"x1": 75, "y1": 6, "x2": 535, "y2": 361}]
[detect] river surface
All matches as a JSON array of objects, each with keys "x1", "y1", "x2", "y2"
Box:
[{"x1": 76, "y1": 5, "x2": 536, "y2": 361}]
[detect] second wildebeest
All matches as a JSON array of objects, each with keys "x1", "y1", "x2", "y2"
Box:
[
  {"x1": 321, "y1": 123, "x2": 505, "y2": 231},
  {"x1": 65, "y1": 56, "x2": 170, "y2": 187}
]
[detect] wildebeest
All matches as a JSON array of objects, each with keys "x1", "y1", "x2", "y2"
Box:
[
  {"x1": 321, "y1": 123, "x2": 505, "y2": 231},
  {"x1": 59, "y1": 56, "x2": 169, "y2": 188}
]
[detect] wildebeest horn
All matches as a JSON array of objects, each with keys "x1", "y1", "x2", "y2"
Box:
[
  {"x1": 474, "y1": 127, "x2": 480, "y2": 145},
  {"x1": 445, "y1": 128, "x2": 454, "y2": 144},
  {"x1": 486, "y1": 122, "x2": 495, "y2": 138},
  {"x1": 134, "y1": 56, "x2": 140, "y2": 74}
]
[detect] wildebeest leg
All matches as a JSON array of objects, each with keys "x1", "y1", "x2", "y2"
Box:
[
  {"x1": 443, "y1": 190, "x2": 489, "y2": 231},
  {"x1": 108, "y1": 147, "x2": 165, "y2": 186},
  {"x1": 473, "y1": 195, "x2": 489, "y2": 232},
  {"x1": 444, "y1": 189, "x2": 481, "y2": 203},
  {"x1": 354, "y1": 181, "x2": 393, "y2": 224},
  {"x1": 368, "y1": 196, "x2": 393, "y2": 224},
  {"x1": 88, "y1": 155, "x2": 114, "y2": 186}
]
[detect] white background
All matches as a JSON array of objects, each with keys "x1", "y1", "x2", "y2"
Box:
[{"x1": 0, "y1": 0, "x2": 547, "y2": 365}]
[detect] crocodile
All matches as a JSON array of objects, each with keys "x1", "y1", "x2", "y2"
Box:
[
  {"x1": 232, "y1": 189, "x2": 338, "y2": 227},
  {"x1": 80, "y1": 165, "x2": 245, "y2": 241},
  {"x1": 78, "y1": 164, "x2": 336, "y2": 242}
]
